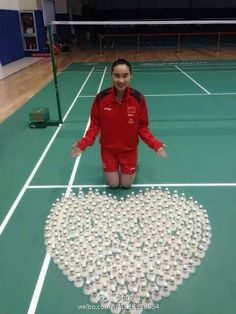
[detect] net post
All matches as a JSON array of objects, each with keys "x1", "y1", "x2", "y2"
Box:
[
  {"x1": 216, "y1": 32, "x2": 221, "y2": 52},
  {"x1": 47, "y1": 22, "x2": 63, "y2": 124},
  {"x1": 176, "y1": 32, "x2": 181, "y2": 53}
]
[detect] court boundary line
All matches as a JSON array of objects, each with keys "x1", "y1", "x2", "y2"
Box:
[
  {"x1": 145, "y1": 92, "x2": 236, "y2": 96},
  {"x1": 65, "y1": 69, "x2": 236, "y2": 75},
  {"x1": 69, "y1": 61, "x2": 236, "y2": 70},
  {"x1": 132, "y1": 62, "x2": 236, "y2": 68},
  {"x1": 27, "y1": 67, "x2": 107, "y2": 314},
  {"x1": 27, "y1": 253, "x2": 51, "y2": 314},
  {"x1": 175, "y1": 65, "x2": 211, "y2": 94},
  {"x1": 78, "y1": 92, "x2": 236, "y2": 98},
  {"x1": 27, "y1": 182, "x2": 236, "y2": 189}
]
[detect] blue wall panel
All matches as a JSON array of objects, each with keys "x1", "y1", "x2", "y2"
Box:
[
  {"x1": 0, "y1": 10, "x2": 24, "y2": 65},
  {"x1": 35, "y1": 10, "x2": 46, "y2": 52}
]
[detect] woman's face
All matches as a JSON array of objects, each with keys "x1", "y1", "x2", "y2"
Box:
[{"x1": 112, "y1": 64, "x2": 131, "y2": 93}]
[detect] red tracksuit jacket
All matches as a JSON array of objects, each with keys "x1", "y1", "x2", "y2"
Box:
[{"x1": 76, "y1": 86, "x2": 163, "y2": 152}]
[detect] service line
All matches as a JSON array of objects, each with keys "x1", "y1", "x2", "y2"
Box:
[{"x1": 27, "y1": 182, "x2": 236, "y2": 189}]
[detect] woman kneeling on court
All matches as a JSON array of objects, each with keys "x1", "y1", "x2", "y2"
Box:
[{"x1": 71, "y1": 58, "x2": 167, "y2": 188}]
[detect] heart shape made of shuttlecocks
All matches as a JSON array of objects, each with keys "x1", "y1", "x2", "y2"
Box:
[{"x1": 44, "y1": 188, "x2": 211, "y2": 313}]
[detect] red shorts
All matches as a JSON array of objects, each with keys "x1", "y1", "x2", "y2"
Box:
[{"x1": 101, "y1": 148, "x2": 137, "y2": 174}]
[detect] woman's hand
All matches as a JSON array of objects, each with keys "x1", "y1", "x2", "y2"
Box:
[
  {"x1": 71, "y1": 143, "x2": 82, "y2": 157},
  {"x1": 156, "y1": 144, "x2": 167, "y2": 158}
]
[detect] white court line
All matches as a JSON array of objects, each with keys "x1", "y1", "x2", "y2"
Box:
[
  {"x1": 133, "y1": 66, "x2": 236, "y2": 71},
  {"x1": 27, "y1": 67, "x2": 107, "y2": 314},
  {"x1": 78, "y1": 92, "x2": 236, "y2": 98},
  {"x1": 145, "y1": 93, "x2": 206, "y2": 97},
  {"x1": 133, "y1": 62, "x2": 236, "y2": 67},
  {"x1": 145, "y1": 92, "x2": 236, "y2": 97},
  {"x1": 26, "y1": 253, "x2": 51, "y2": 314},
  {"x1": 175, "y1": 65, "x2": 211, "y2": 95},
  {"x1": 27, "y1": 182, "x2": 236, "y2": 189},
  {"x1": 28, "y1": 185, "x2": 68, "y2": 189},
  {"x1": 0, "y1": 67, "x2": 95, "y2": 236},
  {"x1": 134, "y1": 183, "x2": 236, "y2": 187}
]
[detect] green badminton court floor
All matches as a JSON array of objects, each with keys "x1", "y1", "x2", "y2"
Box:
[{"x1": 0, "y1": 60, "x2": 236, "y2": 314}]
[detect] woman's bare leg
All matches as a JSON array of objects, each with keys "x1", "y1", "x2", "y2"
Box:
[
  {"x1": 105, "y1": 171, "x2": 120, "y2": 188},
  {"x1": 120, "y1": 173, "x2": 136, "y2": 188}
]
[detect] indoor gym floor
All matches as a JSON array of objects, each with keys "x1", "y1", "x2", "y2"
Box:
[{"x1": 0, "y1": 60, "x2": 236, "y2": 314}]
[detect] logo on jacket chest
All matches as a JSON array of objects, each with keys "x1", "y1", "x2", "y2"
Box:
[
  {"x1": 127, "y1": 106, "x2": 136, "y2": 124},
  {"x1": 127, "y1": 106, "x2": 136, "y2": 115}
]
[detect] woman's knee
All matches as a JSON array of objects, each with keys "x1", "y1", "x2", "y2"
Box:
[
  {"x1": 108, "y1": 181, "x2": 120, "y2": 188},
  {"x1": 120, "y1": 173, "x2": 135, "y2": 189},
  {"x1": 105, "y1": 171, "x2": 120, "y2": 188}
]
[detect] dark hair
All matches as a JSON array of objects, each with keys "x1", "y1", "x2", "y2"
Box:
[{"x1": 111, "y1": 59, "x2": 132, "y2": 74}]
